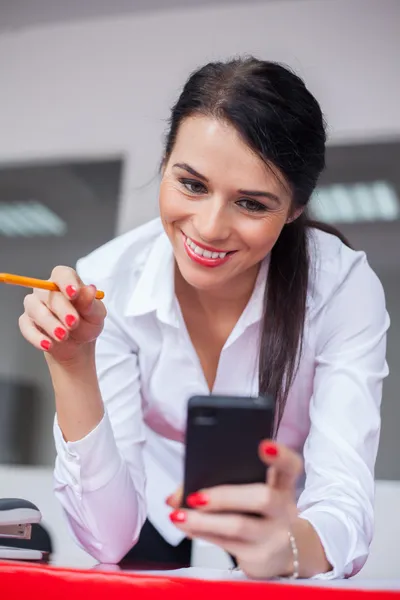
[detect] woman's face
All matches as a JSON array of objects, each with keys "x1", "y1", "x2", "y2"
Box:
[{"x1": 159, "y1": 115, "x2": 296, "y2": 292}]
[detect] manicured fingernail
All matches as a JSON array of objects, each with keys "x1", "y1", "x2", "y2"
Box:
[
  {"x1": 66, "y1": 285, "x2": 77, "y2": 299},
  {"x1": 54, "y1": 327, "x2": 66, "y2": 341},
  {"x1": 187, "y1": 492, "x2": 209, "y2": 508},
  {"x1": 89, "y1": 284, "x2": 97, "y2": 292},
  {"x1": 169, "y1": 510, "x2": 187, "y2": 524},
  {"x1": 40, "y1": 340, "x2": 51, "y2": 351},
  {"x1": 65, "y1": 314, "x2": 77, "y2": 328},
  {"x1": 263, "y1": 443, "x2": 278, "y2": 457}
]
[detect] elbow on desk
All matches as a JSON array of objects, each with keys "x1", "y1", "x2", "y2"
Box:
[
  {"x1": 88, "y1": 543, "x2": 134, "y2": 565},
  {"x1": 80, "y1": 527, "x2": 142, "y2": 565},
  {"x1": 64, "y1": 501, "x2": 146, "y2": 565}
]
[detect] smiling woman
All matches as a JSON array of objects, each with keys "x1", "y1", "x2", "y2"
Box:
[
  {"x1": 161, "y1": 119, "x2": 292, "y2": 288},
  {"x1": 18, "y1": 57, "x2": 389, "y2": 580}
]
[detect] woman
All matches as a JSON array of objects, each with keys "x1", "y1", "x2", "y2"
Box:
[{"x1": 18, "y1": 57, "x2": 388, "y2": 579}]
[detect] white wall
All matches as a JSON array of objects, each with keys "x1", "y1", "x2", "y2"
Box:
[{"x1": 0, "y1": 0, "x2": 399, "y2": 235}]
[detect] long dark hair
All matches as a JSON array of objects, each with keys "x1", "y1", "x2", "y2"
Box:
[{"x1": 163, "y1": 57, "x2": 349, "y2": 432}]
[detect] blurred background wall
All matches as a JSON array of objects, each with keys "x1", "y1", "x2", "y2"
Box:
[{"x1": 0, "y1": 0, "x2": 399, "y2": 574}]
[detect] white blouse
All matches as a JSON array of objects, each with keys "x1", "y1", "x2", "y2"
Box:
[{"x1": 53, "y1": 218, "x2": 389, "y2": 579}]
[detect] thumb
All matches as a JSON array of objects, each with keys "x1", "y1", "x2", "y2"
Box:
[
  {"x1": 73, "y1": 285, "x2": 99, "y2": 319},
  {"x1": 166, "y1": 486, "x2": 183, "y2": 509},
  {"x1": 259, "y1": 440, "x2": 303, "y2": 491}
]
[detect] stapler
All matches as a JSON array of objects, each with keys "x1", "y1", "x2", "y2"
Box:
[{"x1": 0, "y1": 498, "x2": 45, "y2": 561}]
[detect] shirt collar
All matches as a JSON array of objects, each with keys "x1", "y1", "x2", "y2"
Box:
[
  {"x1": 125, "y1": 232, "x2": 179, "y2": 326},
  {"x1": 126, "y1": 229, "x2": 271, "y2": 330},
  {"x1": 221, "y1": 256, "x2": 269, "y2": 348},
  {"x1": 125, "y1": 232, "x2": 314, "y2": 332}
]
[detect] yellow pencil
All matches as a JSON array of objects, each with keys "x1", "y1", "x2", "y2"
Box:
[{"x1": 0, "y1": 273, "x2": 105, "y2": 300}]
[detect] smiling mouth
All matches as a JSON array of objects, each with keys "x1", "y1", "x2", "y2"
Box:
[{"x1": 182, "y1": 233, "x2": 236, "y2": 268}]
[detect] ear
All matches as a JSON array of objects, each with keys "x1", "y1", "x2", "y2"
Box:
[{"x1": 286, "y1": 206, "x2": 304, "y2": 224}]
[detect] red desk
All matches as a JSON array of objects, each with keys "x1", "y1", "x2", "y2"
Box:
[{"x1": 1, "y1": 560, "x2": 400, "y2": 600}]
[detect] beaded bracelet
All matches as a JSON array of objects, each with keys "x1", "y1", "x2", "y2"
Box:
[{"x1": 287, "y1": 530, "x2": 299, "y2": 579}]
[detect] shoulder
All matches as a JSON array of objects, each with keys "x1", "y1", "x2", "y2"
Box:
[
  {"x1": 307, "y1": 226, "x2": 386, "y2": 317},
  {"x1": 76, "y1": 218, "x2": 164, "y2": 295}
]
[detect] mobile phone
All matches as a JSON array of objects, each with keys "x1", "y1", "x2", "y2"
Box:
[{"x1": 182, "y1": 394, "x2": 275, "y2": 506}]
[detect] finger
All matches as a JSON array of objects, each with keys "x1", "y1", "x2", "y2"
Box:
[
  {"x1": 166, "y1": 486, "x2": 183, "y2": 509},
  {"x1": 46, "y1": 291, "x2": 80, "y2": 331},
  {"x1": 19, "y1": 313, "x2": 54, "y2": 353},
  {"x1": 186, "y1": 483, "x2": 293, "y2": 519},
  {"x1": 50, "y1": 265, "x2": 83, "y2": 301},
  {"x1": 23, "y1": 294, "x2": 69, "y2": 343},
  {"x1": 259, "y1": 440, "x2": 303, "y2": 491},
  {"x1": 169, "y1": 509, "x2": 264, "y2": 543}
]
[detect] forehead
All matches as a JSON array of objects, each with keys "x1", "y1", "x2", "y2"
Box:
[{"x1": 169, "y1": 115, "x2": 287, "y2": 195}]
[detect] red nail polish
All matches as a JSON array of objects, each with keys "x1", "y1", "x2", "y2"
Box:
[
  {"x1": 65, "y1": 314, "x2": 77, "y2": 328},
  {"x1": 263, "y1": 443, "x2": 278, "y2": 457},
  {"x1": 187, "y1": 492, "x2": 209, "y2": 508},
  {"x1": 54, "y1": 327, "x2": 66, "y2": 341},
  {"x1": 169, "y1": 510, "x2": 187, "y2": 524},
  {"x1": 66, "y1": 285, "x2": 77, "y2": 299},
  {"x1": 40, "y1": 340, "x2": 51, "y2": 351}
]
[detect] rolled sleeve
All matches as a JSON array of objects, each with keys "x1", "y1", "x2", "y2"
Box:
[
  {"x1": 300, "y1": 509, "x2": 355, "y2": 579},
  {"x1": 297, "y1": 251, "x2": 389, "y2": 578},
  {"x1": 54, "y1": 411, "x2": 122, "y2": 493}
]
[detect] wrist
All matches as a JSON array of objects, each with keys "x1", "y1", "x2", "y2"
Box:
[
  {"x1": 279, "y1": 528, "x2": 298, "y2": 578},
  {"x1": 46, "y1": 341, "x2": 96, "y2": 373},
  {"x1": 284, "y1": 517, "x2": 331, "y2": 578}
]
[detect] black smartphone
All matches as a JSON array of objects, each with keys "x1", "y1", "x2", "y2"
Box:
[{"x1": 182, "y1": 394, "x2": 275, "y2": 507}]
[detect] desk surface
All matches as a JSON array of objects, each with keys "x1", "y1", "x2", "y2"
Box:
[
  {"x1": 27, "y1": 555, "x2": 400, "y2": 590},
  {"x1": 99, "y1": 564, "x2": 400, "y2": 589},
  {"x1": 1, "y1": 559, "x2": 400, "y2": 600},
  {"x1": 1, "y1": 541, "x2": 400, "y2": 591}
]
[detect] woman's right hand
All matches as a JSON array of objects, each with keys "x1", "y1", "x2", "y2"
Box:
[{"x1": 19, "y1": 266, "x2": 107, "y2": 365}]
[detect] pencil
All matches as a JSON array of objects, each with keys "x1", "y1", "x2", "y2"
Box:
[{"x1": 0, "y1": 273, "x2": 105, "y2": 300}]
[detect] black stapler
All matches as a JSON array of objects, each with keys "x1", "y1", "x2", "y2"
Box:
[{"x1": 0, "y1": 498, "x2": 49, "y2": 561}]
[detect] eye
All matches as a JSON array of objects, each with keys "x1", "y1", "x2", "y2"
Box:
[
  {"x1": 237, "y1": 198, "x2": 267, "y2": 213},
  {"x1": 180, "y1": 179, "x2": 207, "y2": 195}
]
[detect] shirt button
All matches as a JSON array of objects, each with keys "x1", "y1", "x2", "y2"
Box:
[{"x1": 66, "y1": 453, "x2": 78, "y2": 463}]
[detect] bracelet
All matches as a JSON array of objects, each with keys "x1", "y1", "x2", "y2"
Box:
[{"x1": 287, "y1": 530, "x2": 299, "y2": 579}]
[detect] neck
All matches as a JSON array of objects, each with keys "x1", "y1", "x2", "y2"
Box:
[{"x1": 175, "y1": 262, "x2": 261, "y2": 317}]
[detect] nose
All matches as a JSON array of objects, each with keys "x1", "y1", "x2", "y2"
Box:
[{"x1": 193, "y1": 197, "x2": 231, "y2": 244}]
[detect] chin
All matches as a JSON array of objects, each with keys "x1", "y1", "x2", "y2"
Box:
[{"x1": 176, "y1": 260, "x2": 229, "y2": 291}]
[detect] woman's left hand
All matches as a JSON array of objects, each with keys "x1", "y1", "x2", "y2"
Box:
[{"x1": 167, "y1": 441, "x2": 302, "y2": 579}]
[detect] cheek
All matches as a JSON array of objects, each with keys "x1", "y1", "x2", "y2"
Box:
[
  {"x1": 241, "y1": 215, "x2": 286, "y2": 254},
  {"x1": 159, "y1": 182, "x2": 190, "y2": 224}
]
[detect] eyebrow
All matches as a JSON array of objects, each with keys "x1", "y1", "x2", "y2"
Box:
[
  {"x1": 172, "y1": 162, "x2": 281, "y2": 204},
  {"x1": 173, "y1": 163, "x2": 208, "y2": 182}
]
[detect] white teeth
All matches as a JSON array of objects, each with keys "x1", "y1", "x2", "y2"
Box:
[{"x1": 186, "y1": 236, "x2": 228, "y2": 259}]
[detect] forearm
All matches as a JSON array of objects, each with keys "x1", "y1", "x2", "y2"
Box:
[{"x1": 46, "y1": 344, "x2": 104, "y2": 442}]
